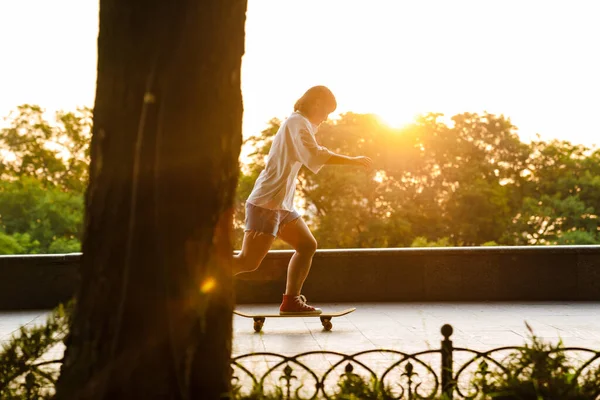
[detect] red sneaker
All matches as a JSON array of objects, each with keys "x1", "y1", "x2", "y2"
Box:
[{"x1": 279, "y1": 294, "x2": 322, "y2": 315}]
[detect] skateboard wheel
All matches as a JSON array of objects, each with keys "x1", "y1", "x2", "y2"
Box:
[
  {"x1": 253, "y1": 317, "x2": 265, "y2": 333},
  {"x1": 320, "y1": 317, "x2": 332, "y2": 331}
]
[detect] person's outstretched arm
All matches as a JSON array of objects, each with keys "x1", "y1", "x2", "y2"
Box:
[
  {"x1": 326, "y1": 153, "x2": 373, "y2": 169},
  {"x1": 294, "y1": 125, "x2": 373, "y2": 172}
]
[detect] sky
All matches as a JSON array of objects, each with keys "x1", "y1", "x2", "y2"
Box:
[{"x1": 1, "y1": 0, "x2": 599, "y2": 149}]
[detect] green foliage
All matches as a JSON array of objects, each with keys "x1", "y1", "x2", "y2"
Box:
[
  {"x1": 0, "y1": 303, "x2": 70, "y2": 399},
  {"x1": 510, "y1": 194, "x2": 599, "y2": 245},
  {"x1": 239, "y1": 112, "x2": 600, "y2": 249},
  {"x1": 0, "y1": 105, "x2": 91, "y2": 192},
  {"x1": 2, "y1": 104, "x2": 600, "y2": 254},
  {"x1": 0, "y1": 105, "x2": 89, "y2": 254},
  {"x1": 230, "y1": 385, "x2": 285, "y2": 400},
  {"x1": 0, "y1": 231, "x2": 24, "y2": 254},
  {"x1": 0, "y1": 176, "x2": 83, "y2": 253},
  {"x1": 555, "y1": 230, "x2": 598, "y2": 245},
  {"x1": 0, "y1": 231, "x2": 41, "y2": 255},
  {"x1": 47, "y1": 237, "x2": 81, "y2": 253},
  {"x1": 230, "y1": 373, "x2": 387, "y2": 400},
  {"x1": 333, "y1": 372, "x2": 382, "y2": 400},
  {"x1": 473, "y1": 323, "x2": 600, "y2": 399},
  {"x1": 411, "y1": 236, "x2": 452, "y2": 248},
  {"x1": 481, "y1": 241, "x2": 499, "y2": 246}
]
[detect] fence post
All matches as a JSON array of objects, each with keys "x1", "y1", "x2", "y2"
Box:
[{"x1": 441, "y1": 324, "x2": 454, "y2": 399}]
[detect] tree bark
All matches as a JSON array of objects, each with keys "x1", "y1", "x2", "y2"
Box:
[{"x1": 55, "y1": 0, "x2": 246, "y2": 398}]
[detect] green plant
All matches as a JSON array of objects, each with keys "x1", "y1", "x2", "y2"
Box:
[
  {"x1": 471, "y1": 323, "x2": 600, "y2": 399},
  {"x1": 333, "y1": 371, "x2": 382, "y2": 400},
  {"x1": 0, "y1": 303, "x2": 70, "y2": 399}
]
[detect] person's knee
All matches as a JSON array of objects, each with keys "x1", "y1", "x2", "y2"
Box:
[
  {"x1": 297, "y1": 237, "x2": 318, "y2": 255},
  {"x1": 235, "y1": 252, "x2": 261, "y2": 273}
]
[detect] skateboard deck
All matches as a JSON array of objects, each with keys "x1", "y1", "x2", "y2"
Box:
[{"x1": 234, "y1": 307, "x2": 356, "y2": 332}]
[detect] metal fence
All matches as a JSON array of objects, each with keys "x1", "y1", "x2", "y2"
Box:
[
  {"x1": 231, "y1": 324, "x2": 600, "y2": 399},
  {"x1": 4, "y1": 324, "x2": 600, "y2": 399}
]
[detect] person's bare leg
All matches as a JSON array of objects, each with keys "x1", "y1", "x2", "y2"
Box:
[
  {"x1": 277, "y1": 218, "x2": 317, "y2": 295},
  {"x1": 233, "y1": 231, "x2": 275, "y2": 276}
]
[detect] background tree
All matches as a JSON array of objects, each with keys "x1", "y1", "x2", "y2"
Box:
[
  {"x1": 0, "y1": 176, "x2": 83, "y2": 253},
  {"x1": 0, "y1": 104, "x2": 91, "y2": 192},
  {"x1": 54, "y1": 0, "x2": 247, "y2": 398},
  {"x1": 3, "y1": 103, "x2": 598, "y2": 257},
  {"x1": 238, "y1": 112, "x2": 599, "y2": 248},
  {"x1": 508, "y1": 140, "x2": 600, "y2": 244},
  {"x1": 3, "y1": 106, "x2": 598, "y2": 257},
  {"x1": 0, "y1": 105, "x2": 90, "y2": 254}
]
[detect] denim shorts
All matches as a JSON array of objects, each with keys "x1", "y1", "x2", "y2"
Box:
[{"x1": 245, "y1": 202, "x2": 301, "y2": 237}]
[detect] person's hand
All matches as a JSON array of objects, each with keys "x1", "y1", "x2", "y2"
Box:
[{"x1": 353, "y1": 156, "x2": 373, "y2": 170}]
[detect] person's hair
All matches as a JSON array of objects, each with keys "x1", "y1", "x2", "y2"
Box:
[{"x1": 294, "y1": 86, "x2": 337, "y2": 114}]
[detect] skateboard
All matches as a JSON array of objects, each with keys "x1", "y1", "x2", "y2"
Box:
[{"x1": 234, "y1": 308, "x2": 356, "y2": 332}]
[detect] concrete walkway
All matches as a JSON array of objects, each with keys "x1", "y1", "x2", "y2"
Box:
[
  {"x1": 232, "y1": 302, "x2": 600, "y2": 355},
  {"x1": 3, "y1": 302, "x2": 600, "y2": 355},
  {"x1": 3, "y1": 302, "x2": 600, "y2": 395}
]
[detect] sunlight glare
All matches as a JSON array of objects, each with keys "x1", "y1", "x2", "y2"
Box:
[
  {"x1": 375, "y1": 111, "x2": 415, "y2": 130},
  {"x1": 0, "y1": 149, "x2": 16, "y2": 162},
  {"x1": 200, "y1": 277, "x2": 216, "y2": 294},
  {"x1": 373, "y1": 170, "x2": 387, "y2": 183}
]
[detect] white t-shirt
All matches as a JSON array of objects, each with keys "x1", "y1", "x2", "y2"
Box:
[{"x1": 247, "y1": 112, "x2": 333, "y2": 211}]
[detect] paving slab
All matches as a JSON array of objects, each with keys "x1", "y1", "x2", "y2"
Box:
[{"x1": 3, "y1": 301, "x2": 600, "y2": 393}]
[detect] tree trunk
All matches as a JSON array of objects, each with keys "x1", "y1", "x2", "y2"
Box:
[{"x1": 55, "y1": 0, "x2": 247, "y2": 398}]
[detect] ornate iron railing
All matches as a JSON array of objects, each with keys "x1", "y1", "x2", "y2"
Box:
[
  {"x1": 231, "y1": 324, "x2": 600, "y2": 399},
  {"x1": 3, "y1": 324, "x2": 600, "y2": 399}
]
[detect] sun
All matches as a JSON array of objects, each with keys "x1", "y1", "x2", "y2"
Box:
[{"x1": 376, "y1": 110, "x2": 416, "y2": 129}]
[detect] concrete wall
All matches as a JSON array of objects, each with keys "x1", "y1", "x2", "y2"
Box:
[
  {"x1": 1, "y1": 246, "x2": 599, "y2": 309},
  {"x1": 0, "y1": 254, "x2": 80, "y2": 310}
]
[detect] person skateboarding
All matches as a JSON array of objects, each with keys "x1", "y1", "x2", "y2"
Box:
[{"x1": 233, "y1": 85, "x2": 372, "y2": 315}]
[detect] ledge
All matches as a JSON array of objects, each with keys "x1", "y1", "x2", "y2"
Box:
[{"x1": 1, "y1": 246, "x2": 599, "y2": 309}]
